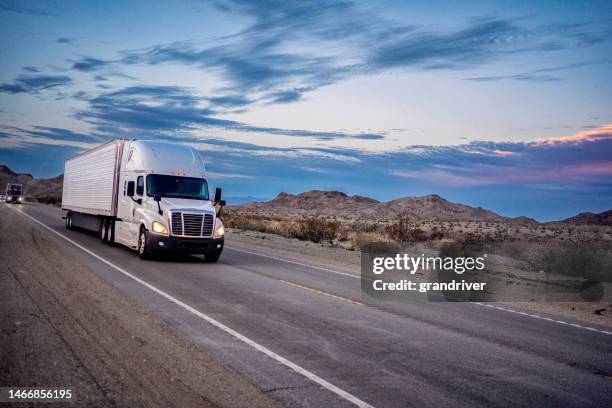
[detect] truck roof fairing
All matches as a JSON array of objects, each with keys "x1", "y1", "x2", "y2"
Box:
[{"x1": 123, "y1": 140, "x2": 207, "y2": 179}]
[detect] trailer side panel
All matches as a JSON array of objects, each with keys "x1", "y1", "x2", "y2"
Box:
[{"x1": 62, "y1": 140, "x2": 122, "y2": 216}]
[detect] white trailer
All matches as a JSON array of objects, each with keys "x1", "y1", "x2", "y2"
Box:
[
  {"x1": 62, "y1": 140, "x2": 122, "y2": 216},
  {"x1": 61, "y1": 139, "x2": 225, "y2": 261}
]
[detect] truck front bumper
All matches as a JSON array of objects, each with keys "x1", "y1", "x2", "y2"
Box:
[{"x1": 147, "y1": 232, "x2": 224, "y2": 255}]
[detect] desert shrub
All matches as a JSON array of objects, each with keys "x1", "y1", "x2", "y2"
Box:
[
  {"x1": 33, "y1": 195, "x2": 61, "y2": 205},
  {"x1": 438, "y1": 240, "x2": 484, "y2": 260},
  {"x1": 352, "y1": 222, "x2": 379, "y2": 234},
  {"x1": 352, "y1": 232, "x2": 386, "y2": 250},
  {"x1": 430, "y1": 226, "x2": 445, "y2": 240},
  {"x1": 224, "y1": 211, "x2": 341, "y2": 245},
  {"x1": 386, "y1": 213, "x2": 412, "y2": 242},
  {"x1": 295, "y1": 216, "x2": 339, "y2": 245},
  {"x1": 409, "y1": 228, "x2": 427, "y2": 241},
  {"x1": 535, "y1": 242, "x2": 608, "y2": 281},
  {"x1": 223, "y1": 211, "x2": 276, "y2": 234},
  {"x1": 337, "y1": 226, "x2": 350, "y2": 242}
]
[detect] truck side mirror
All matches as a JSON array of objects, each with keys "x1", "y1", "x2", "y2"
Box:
[
  {"x1": 126, "y1": 181, "x2": 135, "y2": 197},
  {"x1": 154, "y1": 194, "x2": 162, "y2": 215},
  {"x1": 214, "y1": 187, "x2": 222, "y2": 203}
]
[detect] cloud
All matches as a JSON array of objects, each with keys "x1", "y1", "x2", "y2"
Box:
[
  {"x1": 368, "y1": 17, "x2": 520, "y2": 70},
  {"x1": 0, "y1": 0, "x2": 54, "y2": 16},
  {"x1": 162, "y1": 124, "x2": 612, "y2": 189},
  {"x1": 52, "y1": 2, "x2": 610, "y2": 116},
  {"x1": 56, "y1": 37, "x2": 74, "y2": 44},
  {"x1": 0, "y1": 123, "x2": 106, "y2": 145},
  {"x1": 120, "y1": 41, "x2": 344, "y2": 105},
  {"x1": 207, "y1": 95, "x2": 251, "y2": 107},
  {"x1": 466, "y1": 60, "x2": 612, "y2": 82},
  {"x1": 22, "y1": 66, "x2": 40, "y2": 73},
  {"x1": 72, "y1": 57, "x2": 109, "y2": 71},
  {"x1": 77, "y1": 86, "x2": 226, "y2": 133},
  {"x1": 0, "y1": 75, "x2": 72, "y2": 94},
  {"x1": 534, "y1": 124, "x2": 612, "y2": 145},
  {"x1": 265, "y1": 88, "x2": 312, "y2": 104},
  {"x1": 206, "y1": 171, "x2": 254, "y2": 179},
  {"x1": 0, "y1": 125, "x2": 103, "y2": 150},
  {"x1": 75, "y1": 85, "x2": 385, "y2": 141},
  {"x1": 387, "y1": 125, "x2": 612, "y2": 187},
  {"x1": 466, "y1": 73, "x2": 563, "y2": 82},
  {"x1": 105, "y1": 9, "x2": 611, "y2": 113},
  {"x1": 113, "y1": 1, "x2": 380, "y2": 104}
]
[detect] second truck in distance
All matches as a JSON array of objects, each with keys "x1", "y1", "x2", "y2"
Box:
[{"x1": 5, "y1": 183, "x2": 23, "y2": 204}]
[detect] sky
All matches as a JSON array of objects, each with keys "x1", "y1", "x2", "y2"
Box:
[{"x1": 0, "y1": 0, "x2": 611, "y2": 221}]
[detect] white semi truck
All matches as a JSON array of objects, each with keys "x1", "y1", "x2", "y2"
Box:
[
  {"x1": 5, "y1": 183, "x2": 23, "y2": 204},
  {"x1": 61, "y1": 139, "x2": 225, "y2": 261}
]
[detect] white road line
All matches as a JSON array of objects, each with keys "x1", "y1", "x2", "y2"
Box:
[
  {"x1": 227, "y1": 246, "x2": 360, "y2": 279},
  {"x1": 474, "y1": 303, "x2": 612, "y2": 336},
  {"x1": 229, "y1": 245, "x2": 612, "y2": 337},
  {"x1": 14, "y1": 208, "x2": 374, "y2": 408}
]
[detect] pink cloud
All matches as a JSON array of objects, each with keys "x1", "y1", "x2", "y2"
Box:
[
  {"x1": 533, "y1": 124, "x2": 612, "y2": 146},
  {"x1": 392, "y1": 150, "x2": 612, "y2": 187},
  {"x1": 493, "y1": 149, "x2": 516, "y2": 156}
]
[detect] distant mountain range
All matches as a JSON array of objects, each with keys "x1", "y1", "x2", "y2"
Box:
[
  {"x1": 231, "y1": 190, "x2": 535, "y2": 224},
  {"x1": 1, "y1": 165, "x2": 610, "y2": 225},
  {"x1": 231, "y1": 190, "x2": 612, "y2": 226}
]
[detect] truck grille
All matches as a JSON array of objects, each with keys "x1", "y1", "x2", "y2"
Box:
[{"x1": 170, "y1": 212, "x2": 214, "y2": 237}]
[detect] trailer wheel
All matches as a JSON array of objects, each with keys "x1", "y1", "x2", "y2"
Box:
[
  {"x1": 138, "y1": 228, "x2": 151, "y2": 259},
  {"x1": 65, "y1": 213, "x2": 73, "y2": 230}
]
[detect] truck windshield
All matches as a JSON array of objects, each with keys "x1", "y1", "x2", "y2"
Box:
[{"x1": 146, "y1": 175, "x2": 209, "y2": 200}]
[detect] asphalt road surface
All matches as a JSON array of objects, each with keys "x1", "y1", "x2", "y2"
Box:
[{"x1": 7, "y1": 203, "x2": 612, "y2": 408}]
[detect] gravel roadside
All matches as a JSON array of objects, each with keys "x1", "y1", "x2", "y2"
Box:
[{"x1": 0, "y1": 206, "x2": 278, "y2": 408}]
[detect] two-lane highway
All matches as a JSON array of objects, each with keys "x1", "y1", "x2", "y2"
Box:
[{"x1": 10, "y1": 203, "x2": 612, "y2": 407}]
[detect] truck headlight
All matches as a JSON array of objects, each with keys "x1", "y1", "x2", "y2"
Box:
[
  {"x1": 213, "y1": 220, "x2": 224, "y2": 238},
  {"x1": 152, "y1": 221, "x2": 168, "y2": 234}
]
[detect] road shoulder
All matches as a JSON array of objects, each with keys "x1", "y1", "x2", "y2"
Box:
[{"x1": 0, "y1": 205, "x2": 278, "y2": 408}]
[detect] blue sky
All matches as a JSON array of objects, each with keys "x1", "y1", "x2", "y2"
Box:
[{"x1": 1, "y1": 0, "x2": 611, "y2": 221}]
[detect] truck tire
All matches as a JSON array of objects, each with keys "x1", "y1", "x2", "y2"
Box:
[
  {"x1": 65, "y1": 213, "x2": 73, "y2": 230},
  {"x1": 107, "y1": 220, "x2": 116, "y2": 246},
  {"x1": 99, "y1": 220, "x2": 106, "y2": 243},
  {"x1": 138, "y1": 228, "x2": 151, "y2": 260},
  {"x1": 101, "y1": 219, "x2": 115, "y2": 245},
  {"x1": 205, "y1": 250, "x2": 222, "y2": 263}
]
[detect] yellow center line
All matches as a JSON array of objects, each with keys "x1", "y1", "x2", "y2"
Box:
[{"x1": 279, "y1": 279, "x2": 364, "y2": 306}]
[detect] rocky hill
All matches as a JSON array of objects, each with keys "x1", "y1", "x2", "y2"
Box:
[
  {"x1": 0, "y1": 165, "x2": 63, "y2": 204},
  {"x1": 243, "y1": 191, "x2": 380, "y2": 217},
  {"x1": 562, "y1": 210, "x2": 612, "y2": 226}
]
